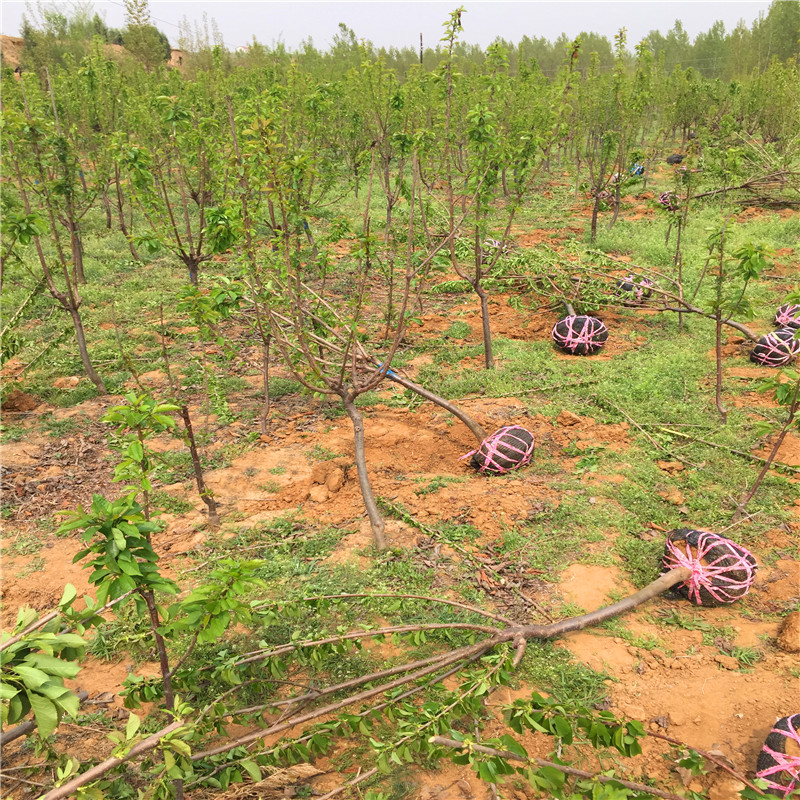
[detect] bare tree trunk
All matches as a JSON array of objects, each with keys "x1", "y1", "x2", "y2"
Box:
[
  {"x1": 590, "y1": 195, "x2": 600, "y2": 243},
  {"x1": 733, "y1": 376, "x2": 800, "y2": 520},
  {"x1": 114, "y1": 166, "x2": 140, "y2": 261},
  {"x1": 140, "y1": 589, "x2": 185, "y2": 800},
  {"x1": 180, "y1": 404, "x2": 220, "y2": 526},
  {"x1": 475, "y1": 283, "x2": 495, "y2": 370},
  {"x1": 384, "y1": 371, "x2": 487, "y2": 443},
  {"x1": 608, "y1": 181, "x2": 622, "y2": 230},
  {"x1": 102, "y1": 191, "x2": 113, "y2": 229},
  {"x1": 69, "y1": 220, "x2": 86, "y2": 285},
  {"x1": 715, "y1": 312, "x2": 727, "y2": 424},
  {"x1": 183, "y1": 256, "x2": 199, "y2": 286},
  {"x1": 260, "y1": 337, "x2": 271, "y2": 434},
  {"x1": 341, "y1": 392, "x2": 387, "y2": 550},
  {"x1": 68, "y1": 306, "x2": 106, "y2": 394}
]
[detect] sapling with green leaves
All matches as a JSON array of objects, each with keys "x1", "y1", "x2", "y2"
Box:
[
  {"x1": 57, "y1": 493, "x2": 188, "y2": 799},
  {"x1": 114, "y1": 93, "x2": 238, "y2": 285},
  {"x1": 0, "y1": 588, "x2": 87, "y2": 744},
  {"x1": 103, "y1": 391, "x2": 180, "y2": 520},
  {"x1": 2, "y1": 78, "x2": 107, "y2": 393},
  {"x1": 706, "y1": 227, "x2": 772, "y2": 423}
]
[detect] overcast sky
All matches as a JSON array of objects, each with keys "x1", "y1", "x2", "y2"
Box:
[{"x1": 1, "y1": 1, "x2": 773, "y2": 51}]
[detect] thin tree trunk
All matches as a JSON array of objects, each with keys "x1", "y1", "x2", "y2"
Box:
[
  {"x1": 732, "y1": 376, "x2": 800, "y2": 520},
  {"x1": 384, "y1": 371, "x2": 487, "y2": 443},
  {"x1": 715, "y1": 311, "x2": 727, "y2": 424},
  {"x1": 341, "y1": 392, "x2": 386, "y2": 550},
  {"x1": 68, "y1": 306, "x2": 107, "y2": 394},
  {"x1": 114, "y1": 166, "x2": 140, "y2": 261},
  {"x1": 608, "y1": 181, "x2": 622, "y2": 230},
  {"x1": 590, "y1": 194, "x2": 600, "y2": 243},
  {"x1": 674, "y1": 218, "x2": 684, "y2": 333},
  {"x1": 102, "y1": 191, "x2": 113, "y2": 229},
  {"x1": 260, "y1": 337, "x2": 271, "y2": 434},
  {"x1": 180, "y1": 404, "x2": 220, "y2": 526},
  {"x1": 69, "y1": 220, "x2": 86, "y2": 285},
  {"x1": 475, "y1": 283, "x2": 495, "y2": 369}
]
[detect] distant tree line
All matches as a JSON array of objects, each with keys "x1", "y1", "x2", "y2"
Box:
[
  {"x1": 9, "y1": 0, "x2": 799, "y2": 82},
  {"x1": 18, "y1": 0, "x2": 171, "y2": 76}
]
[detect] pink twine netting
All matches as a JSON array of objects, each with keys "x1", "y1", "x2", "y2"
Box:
[
  {"x1": 617, "y1": 275, "x2": 655, "y2": 304},
  {"x1": 756, "y1": 714, "x2": 800, "y2": 796},
  {"x1": 659, "y1": 191, "x2": 679, "y2": 211},
  {"x1": 661, "y1": 529, "x2": 758, "y2": 607},
  {"x1": 551, "y1": 315, "x2": 609, "y2": 356},
  {"x1": 775, "y1": 304, "x2": 800, "y2": 330},
  {"x1": 750, "y1": 329, "x2": 800, "y2": 368},
  {"x1": 461, "y1": 425, "x2": 535, "y2": 475}
]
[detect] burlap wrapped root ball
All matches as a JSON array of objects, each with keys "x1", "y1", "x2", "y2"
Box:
[
  {"x1": 750, "y1": 329, "x2": 800, "y2": 367},
  {"x1": 756, "y1": 714, "x2": 800, "y2": 797},
  {"x1": 551, "y1": 315, "x2": 609, "y2": 356},
  {"x1": 615, "y1": 274, "x2": 655, "y2": 305},
  {"x1": 775, "y1": 304, "x2": 800, "y2": 331},
  {"x1": 661, "y1": 528, "x2": 757, "y2": 607},
  {"x1": 481, "y1": 238, "x2": 511, "y2": 262},
  {"x1": 658, "y1": 191, "x2": 679, "y2": 211},
  {"x1": 462, "y1": 425, "x2": 535, "y2": 474}
]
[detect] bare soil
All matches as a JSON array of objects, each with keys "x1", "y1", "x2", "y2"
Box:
[{"x1": 2, "y1": 289, "x2": 798, "y2": 800}]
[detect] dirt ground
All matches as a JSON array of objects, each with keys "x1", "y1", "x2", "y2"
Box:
[{"x1": 2, "y1": 284, "x2": 799, "y2": 799}]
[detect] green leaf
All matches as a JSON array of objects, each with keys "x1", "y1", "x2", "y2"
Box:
[
  {"x1": 27, "y1": 691, "x2": 59, "y2": 738},
  {"x1": 240, "y1": 759, "x2": 262, "y2": 782},
  {"x1": 111, "y1": 528, "x2": 127, "y2": 551},
  {"x1": 0, "y1": 683, "x2": 20, "y2": 701},
  {"x1": 13, "y1": 665, "x2": 50, "y2": 689},
  {"x1": 59, "y1": 584, "x2": 78, "y2": 608},
  {"x1": 26, "y1": 653, "x2": 80, "y2": 679},
  {"x1": 128, "y1": 440, "x2": 144, "y2": 462},
  {"x1": 126, "y1": 712, "x2": 141, "y2": 740}
]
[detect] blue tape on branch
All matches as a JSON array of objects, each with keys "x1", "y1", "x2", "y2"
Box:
[{"x1": 376, "y1": 362, "x2": 397, "y2": 378}]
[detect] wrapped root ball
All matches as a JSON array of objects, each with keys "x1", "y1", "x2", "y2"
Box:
[
  {"x1": 462, "y1": 425, "x2": 535, "y2": 475},
  {"x1": 661, "y1": 529, "x2": 757, "y2": 607},
  {"x1": 775, "y1": 304, "x2": 800, "y2": 331},
  {"x1": 482, "y1": 238, "x2": 510, "y2": 261},
  {"x1": 551, "y1": 315, "x2": 609, "y2": 356},
  {"x1": 756, "y1": 714, "x2": 800, "y2": 797},
  {"x1": 615, "y1": 275, "x2": 655, "y2": 305},
  {"x1": 750, "y1": 329, "x2": 800, "y2": 367},
  {"x1": 658, "y1": 191, "x2": 679, "y2": 211}
]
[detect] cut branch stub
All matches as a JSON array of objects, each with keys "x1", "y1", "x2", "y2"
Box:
[
  {"x1": 551, "y1": 315, "x2": 609, "y2": 356},
  {"x1": 661, "y1": 529, "x2": 758, "y2": 607},
  {"x1": 756, "y1": 713, "x2": 800, "y2": 797},
  {"x1": 460, "y1": 425, "x2": 535, "y2": 474},
  {"x1": 750, "y1": 330, "x2": 800, "y2": 367}
]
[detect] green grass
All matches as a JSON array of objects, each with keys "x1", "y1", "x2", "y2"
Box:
[
  {"x1": 2, "y1": 530, "x2": 44, "y2": 557},
  {"x1": 3, "y1": 155, "x2": 797, "y2": 788}
]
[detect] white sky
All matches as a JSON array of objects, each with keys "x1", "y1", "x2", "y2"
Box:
[{"x1": 0, "y1": 1, "x2": 772, "y2": 51}]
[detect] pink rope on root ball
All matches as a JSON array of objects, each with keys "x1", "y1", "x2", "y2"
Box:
[
  {"x1": 551, "y1": 315, "x2": 609, "y2": 356},
  {"x1": 756, "y1": 714, "x2": 800, "y2": 796},
  {"x1": 658, "y1": 191, "x2": 679, "y2": 211},
  {"x1": 661, "y1": 529, "x2": 758, "y2": 607},
  {"x1": 750, "y1": 329, "x2": 800, "y2": 367},
  {"x1": 461, "y1": 425, "x2": 535, "y2": 474},
  {"x1": 616, "y1": 275, "x2": 654, "y2": 305},
  {"x1": 775, "y1": 304, "x2": 800, "y2": 330}
]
